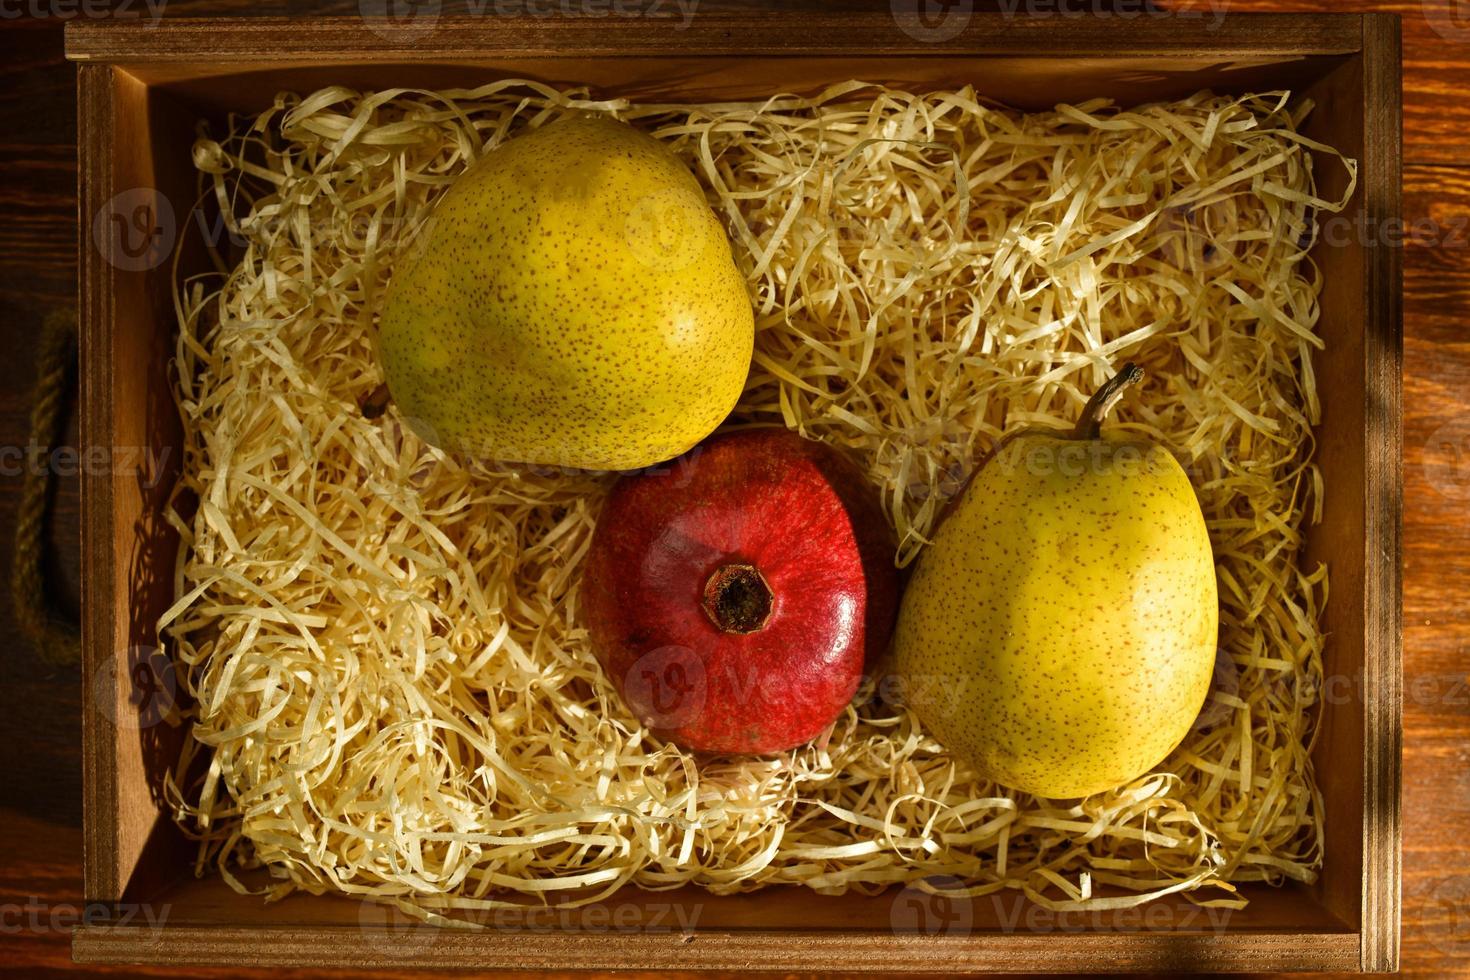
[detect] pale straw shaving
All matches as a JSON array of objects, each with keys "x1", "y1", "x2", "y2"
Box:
[{"x1": 162, "y1": 80, "x2": 1354, "y2": 918}]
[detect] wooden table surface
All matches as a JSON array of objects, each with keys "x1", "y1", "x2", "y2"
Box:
[{"x1": 1, "y1": 2, "x2": 1465, "y2": 977}]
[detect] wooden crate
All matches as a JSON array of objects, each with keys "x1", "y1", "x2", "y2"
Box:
[{"x1": 67, "y1": 12, "x2": 1402, "y2": 973}]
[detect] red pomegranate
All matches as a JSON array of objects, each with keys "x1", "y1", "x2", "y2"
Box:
[{"x1": 581, "y1": 428, "x2": 899, "y2": 755}]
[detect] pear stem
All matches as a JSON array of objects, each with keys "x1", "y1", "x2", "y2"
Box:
[{"x1": 1072, "y1": 362, "x2": 1144, "y2": 440}]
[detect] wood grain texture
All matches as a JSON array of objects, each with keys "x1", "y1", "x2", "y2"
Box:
[
  {"x1": 1204, "y1": 0, "x2": 1470, "y2": 167},
  {"x1": 0, "y1": 1, "x2": 1461, "y2": 978},
  {"x1": 75, "y1": 57, "x2": 119, "y2": 910},
  {"x1": 68, "y1": 11, "x2": 1398, "y2": 973},
  {"x1": 63, "y1": 10, "x2": 1368, "y2": 59},
  {"x1": 1398, "y1": 162, "x2": 1470, "y2": 980},
  {"x1": 1358, "y1": 13, "x2": 1404, "y2": 973},
  {"x1": 67, "y1": 927, "x2": 1361, "y2": 973},
  {"x1": 56, "y1": 0, "x2": 1470, "y2": 167}
]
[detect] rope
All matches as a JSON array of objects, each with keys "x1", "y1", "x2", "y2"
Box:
[{"x1": 12, "y1": 308, "x2": 81, "y2": 667}]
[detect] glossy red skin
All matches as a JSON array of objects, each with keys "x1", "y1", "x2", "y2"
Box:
[{"x1": 581, "y1": 428, "x2": 899, "y2": 755}]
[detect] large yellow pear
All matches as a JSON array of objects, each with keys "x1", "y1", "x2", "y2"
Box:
[
  {"x1": 894, "y1": 364, "x2": 1218, "y2": 799},
  {"x1": 377, "y1": 115, "x2": 754, "y2": 470}
]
